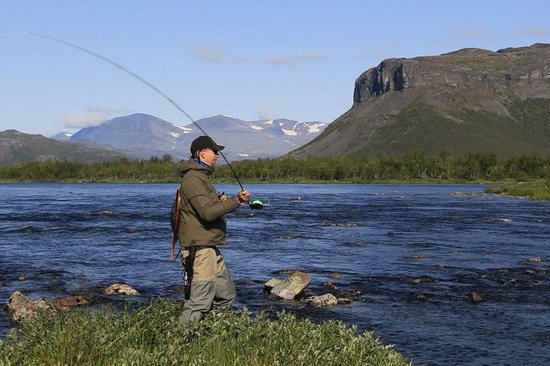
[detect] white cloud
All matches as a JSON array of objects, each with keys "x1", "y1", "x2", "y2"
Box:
[
  {"x1": 256, "y1": 109, "x2": 278, "y2": 120},
  {"x1": 187, "y1": 44, "x2": 328, "y2": 65},
  {"x1": 514, "y1": 28, "x2": 550, "y2": 37},
  {"x1": 62, "y1": 106, "x2": 129, "y2": 129}
]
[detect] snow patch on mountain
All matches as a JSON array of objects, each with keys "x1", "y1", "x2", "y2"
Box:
[
  {"x1": 174, "y1": 124, "x2": 192, "y2": 133},
  {"x1": 308, "y1": 123, "x2": 326, "y2": 133}
]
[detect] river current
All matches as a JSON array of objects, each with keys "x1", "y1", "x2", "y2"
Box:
[{"x1": 0, "y1": 183, "x2": 548, "y2": 365}]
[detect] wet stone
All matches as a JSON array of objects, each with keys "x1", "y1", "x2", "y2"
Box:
[
  {"x1": 20, "y1": 225, "x2": 40, "y2": 233},
  {"x1": 104, "y1": 283, "x2": 139, "y2": 296},
  {"x1": 351, "y1": 242, "x2": 369, "y2": 247},
  {"x1": 408, "y1": 254, "x2": 427, "y2": 260},
  {"x1": 50, "y1": 295, "x2": 91, "y2": 311},
  {"x1": 433, "y1": 264, "x2": 445, "y2": 270},
  {"x1": 470, "y1": 292, "x2": 484, "y2": 304},
  {"x1": 7, "y1": 292, "x2": 56, "y2": 322},
  {"x1": 18, "y1": 276, "x2": 28, "y2": 281},
  {"x1": 7, "y1": 292, "x2": 92, "y2": 322},
  {"x1": 323, "y1": 281, "x2": 337, "y2": 289},
  {"x1": 329, "y1": 273, "x2": 344, "y2": 279},
  {"x1": 525, "y1": 257, "x2": 542, "y2": 263},
  {"x1": 270, "y1": 271, "x2": 311, "y2": 300},
  {"x1": 307, "y1": 294, "x2": 338, "y2": 307},
  {"x1": 337, "y1": 297, "x2": 352, "y2": 304},
  {"x1": 338, "y1": 289, "x2": 362, "y2": 297},
  {"x1": 291, "y1": 196, "x2": 302, "y2": 200},
  {"x1": 278, "y1": 235, "x2": 296, "y2": 240}
]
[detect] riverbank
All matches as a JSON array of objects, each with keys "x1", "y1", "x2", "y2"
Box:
[
  {"x1": 484, "y1": 179, "x2": 550, "y2": 200},
  {"x1": 0, "y1": 300, "x2": 410, "y2": 366}
]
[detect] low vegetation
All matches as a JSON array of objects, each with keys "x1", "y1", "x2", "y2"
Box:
[
  {"x1": 485, "y1": 179, "x2": 550, "y2": 200},
  {"x1": 0, "y1": 152, "x2": 548, "y2": 184},
  {"x1": 0, "y1": 299, "x2": 410, "y2": 366}
]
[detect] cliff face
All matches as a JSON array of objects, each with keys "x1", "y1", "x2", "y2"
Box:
[
  {"x1": 354, "y1": 44, "x2": 550, "y2": 104},
  {"x1": 293, "y1": 44, "x2": 550, "y2": 158}
]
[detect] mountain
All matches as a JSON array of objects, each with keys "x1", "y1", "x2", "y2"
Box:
[
  {"x1": 0, "y1": 130, "x2": 126, "y2": 166},
  {"x1": 64, "y1": 113, "x2": 328, "y2": 160},
  {"x1": 50, "y1": 132, "x2": 74, "y2": 141},
  {"x1": 291, "y1": 43, "x2": 550, "y2": 158}
]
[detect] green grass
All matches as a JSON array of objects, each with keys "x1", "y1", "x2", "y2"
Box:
[
  {"x1": 0, "y1": 299, "x2": 410, "y2": 366},
  {"x1": 485, "y1": 179, "x2": 550, "y2": 200},
  {"x1": 365, "y1": 100, "x2": 550, "y2": 157}
]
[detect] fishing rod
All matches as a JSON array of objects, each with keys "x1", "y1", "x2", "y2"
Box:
[{"x1": 4, "y1": 31, "x2": 261, "y2": 204}]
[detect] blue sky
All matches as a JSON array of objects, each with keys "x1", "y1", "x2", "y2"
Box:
[{"x1": 1, "y1": 1, "x2": 549, "y2": 136}]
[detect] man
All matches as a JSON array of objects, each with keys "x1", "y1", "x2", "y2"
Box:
[{"x1": 177, "y1": 135, "x2": 250, "y2": 325}]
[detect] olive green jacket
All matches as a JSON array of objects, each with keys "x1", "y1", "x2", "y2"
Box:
[{"x1": 177, "y1": 159, "x2": 240, "y2": 247}]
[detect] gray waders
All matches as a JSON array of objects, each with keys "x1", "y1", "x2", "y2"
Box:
[{"x1": 180, "y1": 246, "x2": 236, "y2": 325}]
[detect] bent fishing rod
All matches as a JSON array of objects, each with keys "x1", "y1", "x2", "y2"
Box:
[{"x1": 6, "y1": 31, "x2": 249, "y2": 194}]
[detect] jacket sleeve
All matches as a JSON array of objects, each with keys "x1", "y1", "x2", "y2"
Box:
[{"x1": 183, "y1": 173, "x2": 239, "y2": 222}]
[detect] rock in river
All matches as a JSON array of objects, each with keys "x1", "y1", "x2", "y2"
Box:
[
  {"x1": 7, "y1": 291, "x2": 55, "y2": 322},
  {"x1": 269, "y1": 271, "x2": 311, "y2": 300},
  {"x1": 307, "y1": 293, "x2": 338, "y2": 307},
  {"x1": 104, "y1": 283, "x2": 139, "y2": 296}
]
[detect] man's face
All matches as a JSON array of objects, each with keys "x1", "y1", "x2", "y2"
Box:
[{"x1": 198, "y1": 148, "x2": 220, "y2": 166}]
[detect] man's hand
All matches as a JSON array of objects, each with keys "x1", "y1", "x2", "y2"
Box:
[{"x1": 236, "y1": 190, "x2": 250, "y2": 204}]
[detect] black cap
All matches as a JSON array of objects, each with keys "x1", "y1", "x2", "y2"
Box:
[{"x1": 190, "y1": 136, "x2": 225, "y2": 155}]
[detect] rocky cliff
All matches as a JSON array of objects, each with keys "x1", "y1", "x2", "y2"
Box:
[{"x1": 292, "y1": 44, "x2": 550, "y2": 157}]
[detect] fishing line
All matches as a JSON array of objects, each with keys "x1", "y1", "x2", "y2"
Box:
[{"x1": 5, "y1": 31, "x2": 255, "y2": 197}]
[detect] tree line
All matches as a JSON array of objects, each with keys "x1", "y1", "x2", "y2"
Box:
[{"x1": 0, "y1": 152, "x2": 548, "y2": 183}]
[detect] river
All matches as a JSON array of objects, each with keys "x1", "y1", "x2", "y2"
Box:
[{"x1": 0, "y1": 183, "x2": 548, "y2": 365}]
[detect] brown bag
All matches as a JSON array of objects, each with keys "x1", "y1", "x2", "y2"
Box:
[{"x1": 170, "y1": 189, "x2": 183, "y2": 261}]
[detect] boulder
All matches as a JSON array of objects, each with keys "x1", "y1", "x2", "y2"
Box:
[
  {"x1": 263, "y1": 278, "x2": 281, "y2": 292},
  {"x1": 307, "y1": 294, "x2": 338, "y2": 307},
  {"x1": 7, "y1": 291, "x2": 55, "y2": 322},
  {"x1": 525, "y1": 257, "x2": 542, "y2": 263},
  {"x1": 270, "y1": 271, "x2": 311, "y2": 300},
  {"x1": 329, "y1": 273, "x2": 344, "y2": 279},
  {"x1": 50, "y1": 295, "x2": 92, "y2": 311},
  {"x1": 323, "y1": 281, "x2": 337, "y2": 289},
  {"x1": 104, "y1": 283, "x2": 139, "y2": 296}
]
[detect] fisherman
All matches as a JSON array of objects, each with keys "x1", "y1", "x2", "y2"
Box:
[{"x1": 177, "y1": 135, "x2": 250, "y2": 325}]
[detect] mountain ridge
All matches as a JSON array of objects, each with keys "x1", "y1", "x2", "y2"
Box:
[
  {"x1": 0, "y1": 129, "x2": 125, "y2": 166},
  {"x1": 64, "y1": 113, "x2": 328, "y2": 160},
  {"x1": 292, "y1": 43, "x2": 550, "y2": 158}
]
